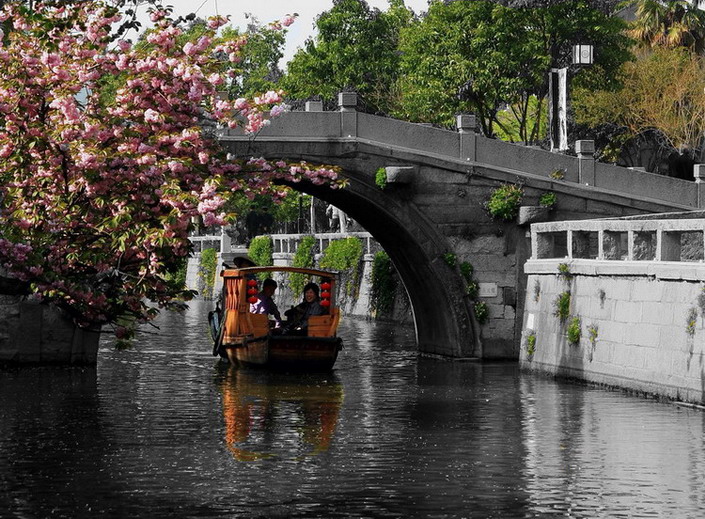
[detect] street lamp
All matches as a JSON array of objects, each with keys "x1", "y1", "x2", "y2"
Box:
[{"x1": 572, "y1": 44, "x2": 594, "y2": 66}]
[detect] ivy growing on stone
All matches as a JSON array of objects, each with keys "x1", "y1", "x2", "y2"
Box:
[
  {"x1": 248, "y1": 236, "x2": 273, "y2": 280},
  {"x1": 567, "y1": 316, "x2": 581, "y2": 345},
  {"x1": 474, "y1": 301, "x2": 489, "y2": 324},
  {"x1": 320, "y1": 237, "x2": 364, "y2": 297},
  {"x1": 369, "y1": 251, "x2": 397, "y2": 318},
  {"x1": 197, "y1": 248, "x2": 218, "y2": 300},
  {"x1": 527, "y1": 332, "x2": 536, "y2": 357},
  {"x1": 554, "y1": 291, "x2": 571, "y2": 322},
  {"x1": 375, "y1": 167, "x2": 387, "y2": 190},
  {"x1": 289, "y1": 235, "x2": 317, "y2": 296}
]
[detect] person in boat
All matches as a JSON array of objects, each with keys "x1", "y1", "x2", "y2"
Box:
[
  {"x1": 283, "y1": 282, "x2": 328, "y2": 335},
  {"x1": 250, "y1": 278, "x2": 282, "y2": 328}
]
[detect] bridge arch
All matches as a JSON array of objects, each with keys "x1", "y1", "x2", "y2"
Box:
[{"x1": 223, "y1": 142, "x2": 478, "y2": 357}]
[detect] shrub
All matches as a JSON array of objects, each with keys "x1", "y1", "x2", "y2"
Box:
[
  {"x1": 375, "y1": 167, "x2": 387, "y2": 189},
  {"x1": 459, "y1": 261, "x2": 474, "y2": 284},
  {"x1": 319, "y1": 237, "x2": 364, "y2": 297},
  {"x1": 486, "y1": 183, "x2": 524, "y2": 221},
  {"x1": 465, "y1": 281, "x2": 478, "y2": 299},
  {"x1": 289, "y1": 235, "x2": 317, "y2": 296},
  {"x1": 369, "y1": 251, "x2": 397, "y2": 317},
  {"x1": 567, "y1": 316, "x2": 581, "y2": 345},
  {"x1": 550, "y1": 168, "x2": 566, "y2": 180},
  {"x1": 539, "y1": 192, "x2": 557, "y2": 208},
  {"x1": 527, "y1": 333, "x2": 536, "y2": 356},
  {"x1": 554, "y1": 291, "x2": 571, "y2": 322},
  {"x1": 198, "y1": 248, "x2": 218, "y2": 299},
  {"x1": 687, "y1": 307, "x2": 698, "y2": 336},
  {"x1": 443, "y1": 252, "x2": 456, "y2": 268},
  {"x1": 474, "y1": 301, "x2": 489, "y2": 324},
  {"x1": 557, "y1": 262, "x2": 572, "y2": 281}
]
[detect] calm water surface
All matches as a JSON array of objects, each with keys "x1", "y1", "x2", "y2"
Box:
[{"x1": 2, "y1": 300, "x2": 705, "y2": 518}]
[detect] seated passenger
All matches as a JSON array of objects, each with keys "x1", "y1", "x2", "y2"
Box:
[
  {"x1": 282, "y1": 282, "x2": 328, "y2": 335},
  {"x1": 249, "y1": 278, "x2": 282, "y2": 328}
]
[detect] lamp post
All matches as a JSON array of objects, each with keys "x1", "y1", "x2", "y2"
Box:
[{"x1": 548, "y1": 44, "x2": 594, "y2": 152}]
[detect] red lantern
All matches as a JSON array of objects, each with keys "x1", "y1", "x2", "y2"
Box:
[
  {"x1": 248, "y1": 296, "x2": 258, "y2": 304},
  {"x1": 247, "y1": 279, "x2": 258, "y2": 287},
  {"x1": 320, "y1": 299, "x2": 331, "y2": 307},
  {"x1": 321, "y1": 291, "x2": 331, "y2": 299},
  {"x1": 247, "y1": 288, "x2": 258, "y2": 296},
  {"x1": 321, "y1": 282, "x2": 331, "y2": 291}
]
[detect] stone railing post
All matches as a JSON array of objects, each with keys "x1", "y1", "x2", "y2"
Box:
[
  {"x1": 576, "y1": 140, "x2": 595, "y2": 186},
  {"x1": 338, "y1": 91, "x2": 358, "y2": 137},
  {"x1": 305, "y1": 100, "x2": 323, "y2": 112},
  {"x1": 457, "y1": 113, "x2": 477, "y2": 162},
  {"x1": 694, "y1": 164, "x2": 705, "y2": 208}
]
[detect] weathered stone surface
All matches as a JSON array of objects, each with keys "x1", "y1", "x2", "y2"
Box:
[
  {"x1": 0, "y1": 299, "x2": 99, "y2": 365},
  {"x1": 518, "y1": 206, "x2": 551, "y2": 226}
]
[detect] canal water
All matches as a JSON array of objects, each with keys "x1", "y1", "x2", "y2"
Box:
[{"x1": 2, "y1": 301, "x2": 705, "y2": 518}]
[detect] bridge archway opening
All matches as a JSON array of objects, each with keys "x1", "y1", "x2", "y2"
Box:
[{"x1": 274, "y1": 171, "x2": 477, "y2": 358}]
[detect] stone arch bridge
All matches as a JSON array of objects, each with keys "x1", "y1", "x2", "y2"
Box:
[{"x1": 219, "y1": 95, "x2": 702, "y2": 359}]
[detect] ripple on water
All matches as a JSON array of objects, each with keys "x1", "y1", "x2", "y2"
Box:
[{"x1": 2, "y1": 306, "x2": 705, "y2": 517}]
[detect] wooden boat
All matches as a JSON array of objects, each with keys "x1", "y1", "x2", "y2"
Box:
[{"x1": 210, "y1": 266, "x2": 343, "y2": 371}]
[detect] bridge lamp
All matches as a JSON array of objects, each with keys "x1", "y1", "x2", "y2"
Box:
[{"x1": 572, "y1": 44, "x2": 594, "y2": 66}]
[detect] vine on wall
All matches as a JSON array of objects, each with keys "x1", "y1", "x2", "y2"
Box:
[
  {"x1": 320, "y1": 237, "x2": 364, "y2": 298},
  {"x1": 369, "y1": 250, "x2": 397, "y2": 318},
  {"x1": 198, "y1": 248, "x2": 218, "y2": 300},
  {"x1": 289, "y1": 235, "x2": 317, "y2": 296}
]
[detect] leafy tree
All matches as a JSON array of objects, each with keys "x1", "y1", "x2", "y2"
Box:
[
  {"x1": 0, "y1": 1, "x2": 343, "y2": 337},
  {"x1": 281, "y1": 0, "x2": 414, "y2": 114},
  {"x1": 394, "y1": 0, "x2": 630, "y2": 142},
  {"x1": 573, "y1": 46, "x2": 705, "y2": 170},
  {"x1": 624, "y1": 0, "x2": 705, "y2": 53}
]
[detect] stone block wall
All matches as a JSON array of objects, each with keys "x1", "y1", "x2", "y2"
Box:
[
  {"x1": 521, "y1": 264, "x2": 705, "y2": 404},
  {"x1": 0, "y1": 295, "x2": 100, "y2": 365}
]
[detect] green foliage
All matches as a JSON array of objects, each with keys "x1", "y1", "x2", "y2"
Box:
[
  {"x1": 474, "y1": 301, "x2": 489, "y2": 324},
  {"x1": 486, "y1": 184, "x2": 524, "y2": 221},
  {"x1": 554, "y1": 291, "x2": 571, "y2": 322},
  {"x1": 375, "y1": 167, "x2": 387, "y2": 190},
  {"x1": 225, "y1": 190, "x2": 311, "y2": 228},
  {"x1": 626, "y1": 0, "x2": 705, "y2": 54},
  {"x1": 369, "y1": 250, "x2": 398, "y2": 317},
  {"x1": 394, "y1": 1, "x2": 630, "y2": 140},
  {"x1": 567, "y1": 316, "x2": 582, "y2": 345},
  {"x1": 539, "y1": 192, "x2": 557, "y2": 208},
  {"x1": 557, "y1": 262, "x2": 572, "y2": 281},
  {"x1": 549, "y1": 168, "x2": 566, "y2": 180},
  {"x1": 588, "y1": 324, "x2": 599, "y2": 345},
  {"x1": 459, "y1": 262, "x2": 474, "y2": 284},
  {"x1": 319, "y1": 237, "x2": 364, "y2": 297},
  {"x1": 686, "y1": 307, "x2": 698, "y2": 336},
  {"x1": 281, "y1": 0, "x2": 414, "y2": 114},
  {"x1": 198, "y1": 248, "x2": 218, "y2": 299},
  {"x1": 163, "y1": 256, "x2": 187, "y2": 291},
  {"x1": 465, "y1": 281, "x2": 479, "y2": 299},
  {"x1": 443, "y1": 252, "x2": 457, "y2": 268},
  {"x1": 248, "y1": 236, "x2": 273, "y2": 269},
  {"x1": 289, "y1": 235, "x2": 317, "y2": 296},
  {"x1": 573, "y1": 46, "x2": 705, "y2": 158},
  {"x1": 527, "y1": 332, "x2": 537, "y2": 356}
]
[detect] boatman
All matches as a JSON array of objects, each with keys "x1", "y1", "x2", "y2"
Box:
[{"x1": 250, "y1": 278, "x2": 283, "y2": 328}]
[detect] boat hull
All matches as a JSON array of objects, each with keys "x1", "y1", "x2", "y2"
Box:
[{"x1": 222, "y1": 335, "x2": 342, "y2": 371}]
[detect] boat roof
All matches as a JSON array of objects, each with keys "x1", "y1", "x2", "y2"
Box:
[{"x1": 221, "y1": 266, "x2": 339, "y2": 279}]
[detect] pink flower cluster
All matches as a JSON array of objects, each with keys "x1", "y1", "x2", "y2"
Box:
[{"x1": 0, "y1": 0, "x2": 345, "y2": 334}]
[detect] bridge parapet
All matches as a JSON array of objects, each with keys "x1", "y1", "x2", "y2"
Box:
[
  {"x1": 529, "y1": 212, "x2": 705, "y2": 274},
  {"x1": 221, "y1": 94, "x2": 700, "y2": 210}
]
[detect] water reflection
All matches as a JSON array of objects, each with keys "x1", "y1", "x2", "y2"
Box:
[
  {"x1": 216, "y1": 367, "x2": 343, "y2": 461},
  {"x1": 3, "y1": 307, "x2": 705, "y2": 517}
]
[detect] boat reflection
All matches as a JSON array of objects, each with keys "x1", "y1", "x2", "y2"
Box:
[{"x1": 217, "y1": 367, "x2": 344, "y2": 461}]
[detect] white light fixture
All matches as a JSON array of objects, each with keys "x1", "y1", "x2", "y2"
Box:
[{"x1": 572, "y1": 44, "x2": 594, "y2": 66}]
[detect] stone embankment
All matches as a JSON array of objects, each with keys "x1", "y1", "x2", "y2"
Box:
[{"x1": 522, "y1": 211, "x2": 705, "y2": 404}]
